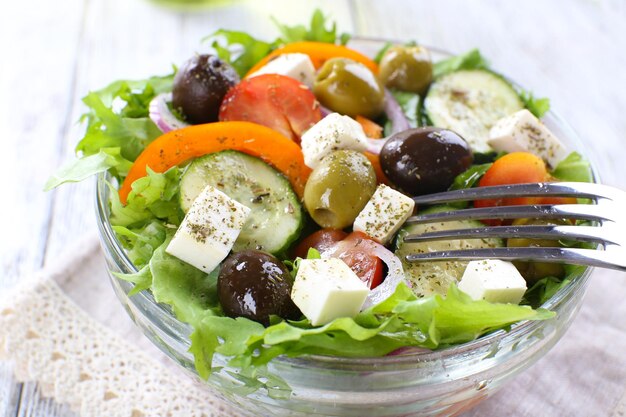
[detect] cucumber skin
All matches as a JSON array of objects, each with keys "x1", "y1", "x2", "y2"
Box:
[
  {"x1": 273, "y1": 205, "x2": 305, "y2": 258},
  {"x1": 417, "y1": 93, "x2": 431, "y2": 127},
  {"x1": 179, "y1": 151, "x2": 303, "y2": 255}
]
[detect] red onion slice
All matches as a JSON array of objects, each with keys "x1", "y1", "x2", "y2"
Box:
[
  {"x1": 387, "y1": 346, "x2": 432, "y2": 356},
  {"x1": 319, "y1": 103, "x2": 332, "y2": 118},
  {"x1": 149, "y1": 93, "x2": 190, "y2": 133},
  {"x1": 383, "y1": 88, "x2": 410, "y2": 135},
  {"x1": 364, "y1": 137, "x2": 386, "y2": 154},
  {"x1": 361, "y1": 241, "x2": 406, "y2": 309},
  {"x1": 322, "y1": 238, "x2": 407, "y2": 310},
  {"x1": 361, "y1": 89, "x2": 410, "y2": 155}
]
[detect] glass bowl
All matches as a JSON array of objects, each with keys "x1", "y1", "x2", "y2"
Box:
[{"x1": 94, "y1": 38, "x2": 596, "y2": 417}]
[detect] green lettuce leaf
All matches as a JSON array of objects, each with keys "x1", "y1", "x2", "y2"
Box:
[
  {"x1": 114, "y1": 265, "x2": 153, "y2": 296},
  {"x1": 46, "y1": 74, "x2": 174, "y2": 190},
  {"x1": 78, "y1": 75, "x2": 173, "y2": 161},
  {"x1": 272, "y1": 9, "x2": 350, "y2": 45},
  {"x1": 522, "y1": 277, "x2": 572, "y2": 307},
  {"x1": 82, "y1": 74, "x2": 174, "y2": 108},
  {"x1": 44, "y1": 147, "x2": 131, "y2": 191},
  {"x1": 446, "y1": 163, "x2": 492, "y2": 208},
  {"x1": 433, "y1": 48, "x2": 490, "y2": 78},
  {"x1": 127, "y1": 239, "x2": 552, "y2": 382},
  {"x1": 519, "y1": 90, "x2": 550, "y2": 118},
  {"x1": 207, "y1": 9, "x2": 351, "y2": 78},
  {"x1": 112, "y1": 220, "x2": 168, "y2": 268},
  {"x1": 149, "y1": 236, "x2": 220, "y2": 323},
  {"x1": 395, "y1": 285, "x2": 554, "y2": 346},
  {"x1": 206, "y1": 30, "x2": 277, "y2": 77},
  {"x1": 374, "y1": 40, "x2": 419, "y2": 64},
  {"x1": 450, "y1": 163, "x2": 492, "y2": 191},
  {"x1": 115, "y1": 232, "x2": 224, "y2": 357},
  {"x1": 117, "y1": 82, "x2": 159, "y2": 118},
  {"x1": 284, "y1": 247, "x2": 321, "y2": 279},
  {"x1": 189, "y1": 321, "x2": 221, "y2": 380},
  {"x1": 184, "y1": 281, "x2": 553, "y2": 379},
  {"x1": 109, "y1": 167, "x2": 182, "y2": 228},
  {"x1": 142, "y1": 235, "x2": 249, "y2": 378},
  {"x1": 79, "y1": 92, "x2": 163, "y2": 162},
  {"x1": 551, "y1": 152, "x2": 593, "y2": 183},
  {"x1": 373, "y1": 42, "x2": 393, "y2": 64}
]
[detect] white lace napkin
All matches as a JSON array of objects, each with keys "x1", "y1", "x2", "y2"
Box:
[
  {"x1": 0, "y1": 234, "x2": 624, "y2": 416},
  {"x1": 0, "y1": 234, "x2": 247, "y2": 417}
]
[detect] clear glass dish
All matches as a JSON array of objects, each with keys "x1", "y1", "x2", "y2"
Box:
[{"x1": 95, "y1": 38, "x2": 596, "y2": 417}]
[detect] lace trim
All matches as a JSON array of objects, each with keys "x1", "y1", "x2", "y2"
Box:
[{"x1": 0, "y1": 236, "x2": 245, "y2": 417}]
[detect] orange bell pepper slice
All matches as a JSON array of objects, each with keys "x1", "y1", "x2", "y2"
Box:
[
  {"x1": 475, "y1": 152, "x2": 576, "y2": 225},
  {"x1": 364, "y1": 152, "x2": 391, "y2": 186},
  {"x1": 245, "y1": 41, "x2": 379, "y2": 77},
  {"x1": 356, "y1": 115, "x2": 383, "y2": 139},
  {"x1": 119, "y1": 121, "x2": 311, "y2": 204}
]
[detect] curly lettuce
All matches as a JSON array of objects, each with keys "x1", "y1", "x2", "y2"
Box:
[
  {"x1": 206, "y1": 9, "x2": 348, "y2": 78},
  {"x1": 118, "y1": 240, "x2": 553, "y2": 383},
  {"x1": 272, "y1": 9, "x2": 350, "y2": 45},
  {"x1": 45, "y1": 74, "x2": 173, "y2": 190},
  {"x1": 551, "y1": 151, "x2": 593, "y2": 183},
  {"x1": 433, "y1": 48, "x2": 490, "y2": 78}
]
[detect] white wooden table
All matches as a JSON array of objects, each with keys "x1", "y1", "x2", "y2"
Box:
[{"x1": 1, "y1": 0, "x2": 625, "y2": 415}]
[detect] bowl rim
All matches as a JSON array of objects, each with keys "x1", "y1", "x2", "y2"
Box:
[{"x1": 95, "y1": 36, "x2": 598, "y2": 370}]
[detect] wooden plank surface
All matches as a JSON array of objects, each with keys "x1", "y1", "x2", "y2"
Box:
[
  {"x1": 1, "y1": 0, "x2": 86, "y2": 415},
  {"x1": 1, "y1": 0, "x2": 625, "y2": 415}
]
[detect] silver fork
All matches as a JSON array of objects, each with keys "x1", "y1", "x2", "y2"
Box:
[{"x1": 403, "y1": 182, "x2": 626, "y2": 271}]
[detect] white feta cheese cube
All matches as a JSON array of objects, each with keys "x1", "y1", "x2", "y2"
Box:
[
  {"x1": 458, "y1": 259, "x2": 527, "y2": 304},
  {"x1": 291, "y1": 258, "x2": 370, "y2": 326},
  {"x1": 353, "y1": 184, "x2": 415, "y2": 244},
  {"x1": 488, "y1": 109, "x2": 568, "y2": 169},
  {"x1": 166, "y1": 185, "x2": 250, "y2": 273},
  {"x1": 247, "y1": 53, "x2": 316, "y2": 88},
  {"x1": 301, "y1": 113, "x2": 368, "y2": 169}
]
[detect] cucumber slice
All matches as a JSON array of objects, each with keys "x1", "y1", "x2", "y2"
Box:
[
  {"x1": 424, "y1": 69, "x2": 523, "y2": 153},
  {"x1": 180, "y1": 151, "x2": 303, "y2": 254},
  {"x1": 395, "y1": 205, "x2": 502, "y2": 297}
]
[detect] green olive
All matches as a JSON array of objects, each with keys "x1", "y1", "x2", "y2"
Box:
[
  {"x1": 304, "y1": 150, "x2": 377, "y2": 229},
  {"x1": 507, "y1": 218, "x2": 568, "y2": 283},
  {"x1": 379, "y1": 45, "x2": 433, "y2": 95},
  {"x1": 313, "y1": 58, "x2": 385, "y2": 119}
]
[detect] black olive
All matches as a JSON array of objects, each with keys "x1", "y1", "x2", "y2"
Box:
[
  {"x1": 380, "y1": 127, "x2": 473, "y2": 195},
  {"x1": 172, "y1": 54, "x2": 239, "y2": 124},
  {"x1": 217, "y1": 250, "x2": 301, "y2": 326}
]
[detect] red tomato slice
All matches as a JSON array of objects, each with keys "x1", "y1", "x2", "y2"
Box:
[
  {"x1": 219, "y1": 74, "x2": 322, "y2": 143},
  {"x1": 292, "y1": 228, "x2": 348, "y2": 259},
  {"x1": 328, "y1": 232, "x2": 384, "y2": 289}
]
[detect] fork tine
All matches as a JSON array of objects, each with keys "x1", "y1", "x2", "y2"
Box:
[
  {"x1": 405, "y1": 247, "x2": 626, "y2": 271},
  {"x1": 403, "y1": 224, "x2": 615, "y2": 245},
  {"x1": 411, "y1": 182, "x2": 615, "y2": 205},
  {"x1": 405, "y1": 204, "x2": 610, "y2": 224}
]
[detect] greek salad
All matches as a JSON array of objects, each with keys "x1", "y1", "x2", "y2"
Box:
[{"x1": 47, "y1": 10, "x2": 593, "y2": 386}]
